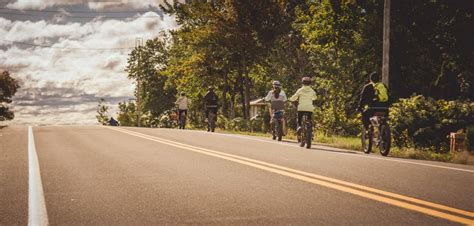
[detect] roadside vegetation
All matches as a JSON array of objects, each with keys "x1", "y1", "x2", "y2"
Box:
[
  {"x1": 97, "y1": 0, "x2": 473, "y2": 163},
  {"x1": 0, "y1": 71, "x2": 20, "y2": 122}
]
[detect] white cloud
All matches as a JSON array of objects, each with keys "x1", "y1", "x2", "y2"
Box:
[
  {"x1": 5, "y1": 0, "x2": 181, "y2": 10},
  {"x1": 1, "y1": 11, "x2": 178, "y2": 125}
]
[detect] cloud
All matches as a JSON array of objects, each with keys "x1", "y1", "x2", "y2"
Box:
[
  {"x1": 5, "y1": 0, "x2": 181, "y2": 10},
  {"x1": 0, "y1": 10, "x2": 178, "y2": 125}
]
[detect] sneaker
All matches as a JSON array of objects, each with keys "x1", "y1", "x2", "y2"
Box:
[{"x1": 296, "y1": 126, "x2": 302, "y2": 135}]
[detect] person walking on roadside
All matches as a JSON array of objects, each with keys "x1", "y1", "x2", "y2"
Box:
[{"x1": 203, "y1": 86, "x2": 218, "y2": 132}]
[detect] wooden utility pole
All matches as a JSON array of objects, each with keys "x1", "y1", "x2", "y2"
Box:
[
  {"x1": 382, "y1": 0, "x2": 390, "y2": 88},
  {"x1": 135, "y1": 37, "x2": 144, "y2": 127}
]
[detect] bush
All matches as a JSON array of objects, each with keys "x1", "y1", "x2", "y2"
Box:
[
  {"x1": 390, "y1": 95, "x2": 474, "y2": 152},
  {"x1": 157, "y1": 110, "x2": 177, "y2": 128},
  {"x1": 226, "y1": 117, "x2": 250, "y2": 131},
  {"x1": 466, "y1": 125, "x2": 474, "y2": 152}
]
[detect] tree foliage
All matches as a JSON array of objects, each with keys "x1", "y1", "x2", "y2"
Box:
[
  {"x1": 0, "y1": 71, "x2": 20, "y2": 121},
  {"x1": 96, "y1": 98, "x2": 109, "y2": 125},
  {"x1": 120, "y1": 0, "x2": 473, "y2": 150}
]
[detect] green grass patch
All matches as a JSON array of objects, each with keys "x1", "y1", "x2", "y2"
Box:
[{"x1": 182, "y1": 126, "x2": 474, "y2": 165}]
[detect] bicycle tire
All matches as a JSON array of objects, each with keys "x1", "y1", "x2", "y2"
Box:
[{"x1": 379, "y1": 124, "x2": 391, "y2": 156}]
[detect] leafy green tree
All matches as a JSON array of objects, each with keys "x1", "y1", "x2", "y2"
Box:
[
  {"x1": 294, "y1": 0, "x2": 381, "y2": 134},
  {"x1": 96, "y1": 98, "x2": 109, "y2": 125},
  {"x1": 0, "y1": 71, "x2": 20, "y2": 121},
  {"x1": 117, "y1": 100, "x2": 137, "y2": 127},
  {"x1": 126, "y1": 34, "x2": 176, "y2": 124},
  {"x1": 161, "y1": 0, "x2": 295, "y2": 119},
  {"x1": 390, "y1": 0, "x2": 474, "y2": 100}
]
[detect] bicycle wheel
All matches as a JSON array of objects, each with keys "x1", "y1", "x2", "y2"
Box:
[
  {"x1": 300, "y1": 116, "x2": 306, "y2": 147},
  {"x1": 305, "y1": 124, "x2": 312, "y2": 149},
  {"x1": 277, "y1": 121, "x2": 283, "y2": 141},
  {"x1": 362, "y1": 126, "x2": 373, "y2": 154},
  {"x1": 272, "y1": 120, "x2": 277, "y2": 140},
  {"x1": 379, "y1": 124, "x2": 391, "y2": 156}
]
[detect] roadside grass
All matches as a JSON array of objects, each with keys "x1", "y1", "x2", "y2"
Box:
[{"x1": 204, "y1": 127, "x2": 473, "y2": 165}]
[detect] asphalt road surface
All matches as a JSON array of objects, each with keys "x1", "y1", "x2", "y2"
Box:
[{"x1": 1, "y1": 126, "x2": 473, "y2": 225}]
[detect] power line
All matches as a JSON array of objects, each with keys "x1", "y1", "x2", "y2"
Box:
[
  {"x1": 1, "y1": 39, "x2": 134, "y2": 51},
  {"x1": 0, "y1": 7, "x2": 156, "y2": 14},
  {"x1": 0, "y1": 11, "x2": 162, "y2": 19}
]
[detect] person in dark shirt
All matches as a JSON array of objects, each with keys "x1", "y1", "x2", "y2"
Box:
[
  {"x1": 357, "y1": 72, "x2": 389, "y2": 130},
  {"x1": 203, "y1": 86, "x2": 218, "y2": 126},
  {"x1": 109, "y1": 117, "x2": 119, "y2": 126}
]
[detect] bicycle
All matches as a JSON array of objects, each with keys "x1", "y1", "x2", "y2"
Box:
[
  {"x1": 361, "y1": 110, "x2": 391, "y2": 156},
  {"x1": 272, "y1": 110, "x2": 284, "y2": 141},
  {"x1": 297, "y1": 113, "x2": 312, "y2": 149},
  {"x1": 178, "y1": 111, "x2": 186, "y2": 129}
]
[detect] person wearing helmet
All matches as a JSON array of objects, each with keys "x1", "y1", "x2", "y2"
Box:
[
  {"x1": 264, "y1": 80, "x2": 287, "y2": 103},
  {"x1": 357, "y1": 72, "x2": 389, "y2": 130},
  {"x1": 265, "y1": 80, "x2": 288, "y2": 136},
  {"x1": 289, "y1": 77, "x2": 317, "y2": 133},
  {"x1": 203, "y1": 86, "x2": 218, "y2": 130},
  {"x1": 175, "y1": 91, "x2": 190, "y2": 128}
]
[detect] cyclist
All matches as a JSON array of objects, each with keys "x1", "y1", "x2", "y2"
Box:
[
  {"x1": 357, "y1": 72, "x2": 389, "y2": 131},
  {"x1": 265, "y1": 80, "x2": 287, "y2": 135},
  {"x1": 175, "y1": 91, "x2": 190, "y2": 128},
  {"x1": 203, "y1": 86, "x2": 218, "y2": 131},
  {"x1": 289, "y1": 77, "x2": 317, "y2": 135}
]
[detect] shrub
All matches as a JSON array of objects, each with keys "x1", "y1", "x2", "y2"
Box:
[
  {"x1": 390, "y1": 95, "x2": 474, "y2": 152},
  {"x1": 466, "y1": 125, "x2": 474, "y2": 152},
  {"x1": 157, "y1": 110, "x2": 177, "y2": 128}
]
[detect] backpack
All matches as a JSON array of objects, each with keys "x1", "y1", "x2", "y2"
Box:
[{"x1": 373, "y1": 82, "x2": 388, "y2": 102}]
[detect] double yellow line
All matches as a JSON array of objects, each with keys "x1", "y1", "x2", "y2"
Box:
[{"x1": 107, "y1": 127, "x2": 474, "y2": 225}]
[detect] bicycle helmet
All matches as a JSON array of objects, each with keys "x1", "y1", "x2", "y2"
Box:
[
  {"x1": 302, "y1": 77, "x2": 311, "y2": 85},
  {"x1": 272, "y1": 80, "x2": 281, "y2": 87}
]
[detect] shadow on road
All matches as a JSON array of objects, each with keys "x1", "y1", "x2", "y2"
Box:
[{"x1": 279, "y1": 139, "x2": 360, "y2": 155}]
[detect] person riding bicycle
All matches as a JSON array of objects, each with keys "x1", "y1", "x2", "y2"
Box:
[
  {"x1": 357, "y1": 72, "x2": 389, "y2": 131},
  {"x1": 289, "y1": 77, "x2": 317, "y2": 135},
  {"x1": 203, "y1": 86, "x2": 218, "y2": 131},
  {"x1": 264, "y1": 80, "x2": 287, "y2": 135},
  {"x1": 175, "y1": 91, "x2": 190, "y2": 127}
]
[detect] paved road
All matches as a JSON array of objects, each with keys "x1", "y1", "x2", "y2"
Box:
[{"x1": 1, "y1": 126, "x2": 473, "y2": 225}]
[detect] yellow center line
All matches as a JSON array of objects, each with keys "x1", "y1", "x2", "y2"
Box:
[{"x1": 107, "y1": 127, "x2": 474, "y2": 225}]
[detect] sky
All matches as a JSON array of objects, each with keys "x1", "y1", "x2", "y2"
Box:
[{"x1": 0, "y1": 0, "x2": 178, "y2": 125}]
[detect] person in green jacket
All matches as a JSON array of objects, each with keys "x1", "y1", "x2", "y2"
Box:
[{"x1": 289, "y1": 77, "x2": 317, "y2": 133}]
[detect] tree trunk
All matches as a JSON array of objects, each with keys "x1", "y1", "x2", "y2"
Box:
[
  {"x1": 222, "y1": 67, "x2": 229, "y2": 117},
  {"x1": 242, "y1": 57, "x2": 251, "y2": 119},
  {"x1": 230, "y1": 86, "x2": 236, "y2": 118},
  {"x1": 237, "y1": 60, "x2": 247, "y2": 119}
]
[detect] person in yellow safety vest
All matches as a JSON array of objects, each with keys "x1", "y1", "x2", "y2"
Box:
[
  {"x1": 289, "y1": 77, "x2": 317, "y2": 134},
  {"x1": 357, "y1": 72, "x2": 390, "y2": 130}
]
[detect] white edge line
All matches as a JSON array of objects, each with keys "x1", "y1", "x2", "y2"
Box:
[
  {"x1": 125, "y1": 127, "x2": 474, "y2": 174},
  {"x1": 28, "y1": 126, "x2": 49, "y2": 226}
]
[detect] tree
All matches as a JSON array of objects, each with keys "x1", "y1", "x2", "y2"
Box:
[
  {"x1": 96, "y1": 98, "x2": 109, "y2": 125},
  {"x1": 126, "y1": 34, "x2": 176, "y2": 125},
  {"x1": 390, "y1": 0, "x2": 474, "y2": 100},
  {"x1": 117, "y1": 100, "x2": 138, "y2": 127},
  {"x1": 0, "y1": 71, "x2": 20, "y2": 121},
  {"x1": 294, "y1": 0, "x2": 382, "y2": 134}
]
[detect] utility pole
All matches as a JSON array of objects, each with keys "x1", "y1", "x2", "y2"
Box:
[
  {"x1": 382, "y1": 0, "x2": 391, "y2": 88},
  {"x1": 135, "y1": 37, "x2": 144, "y2": 127}
]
